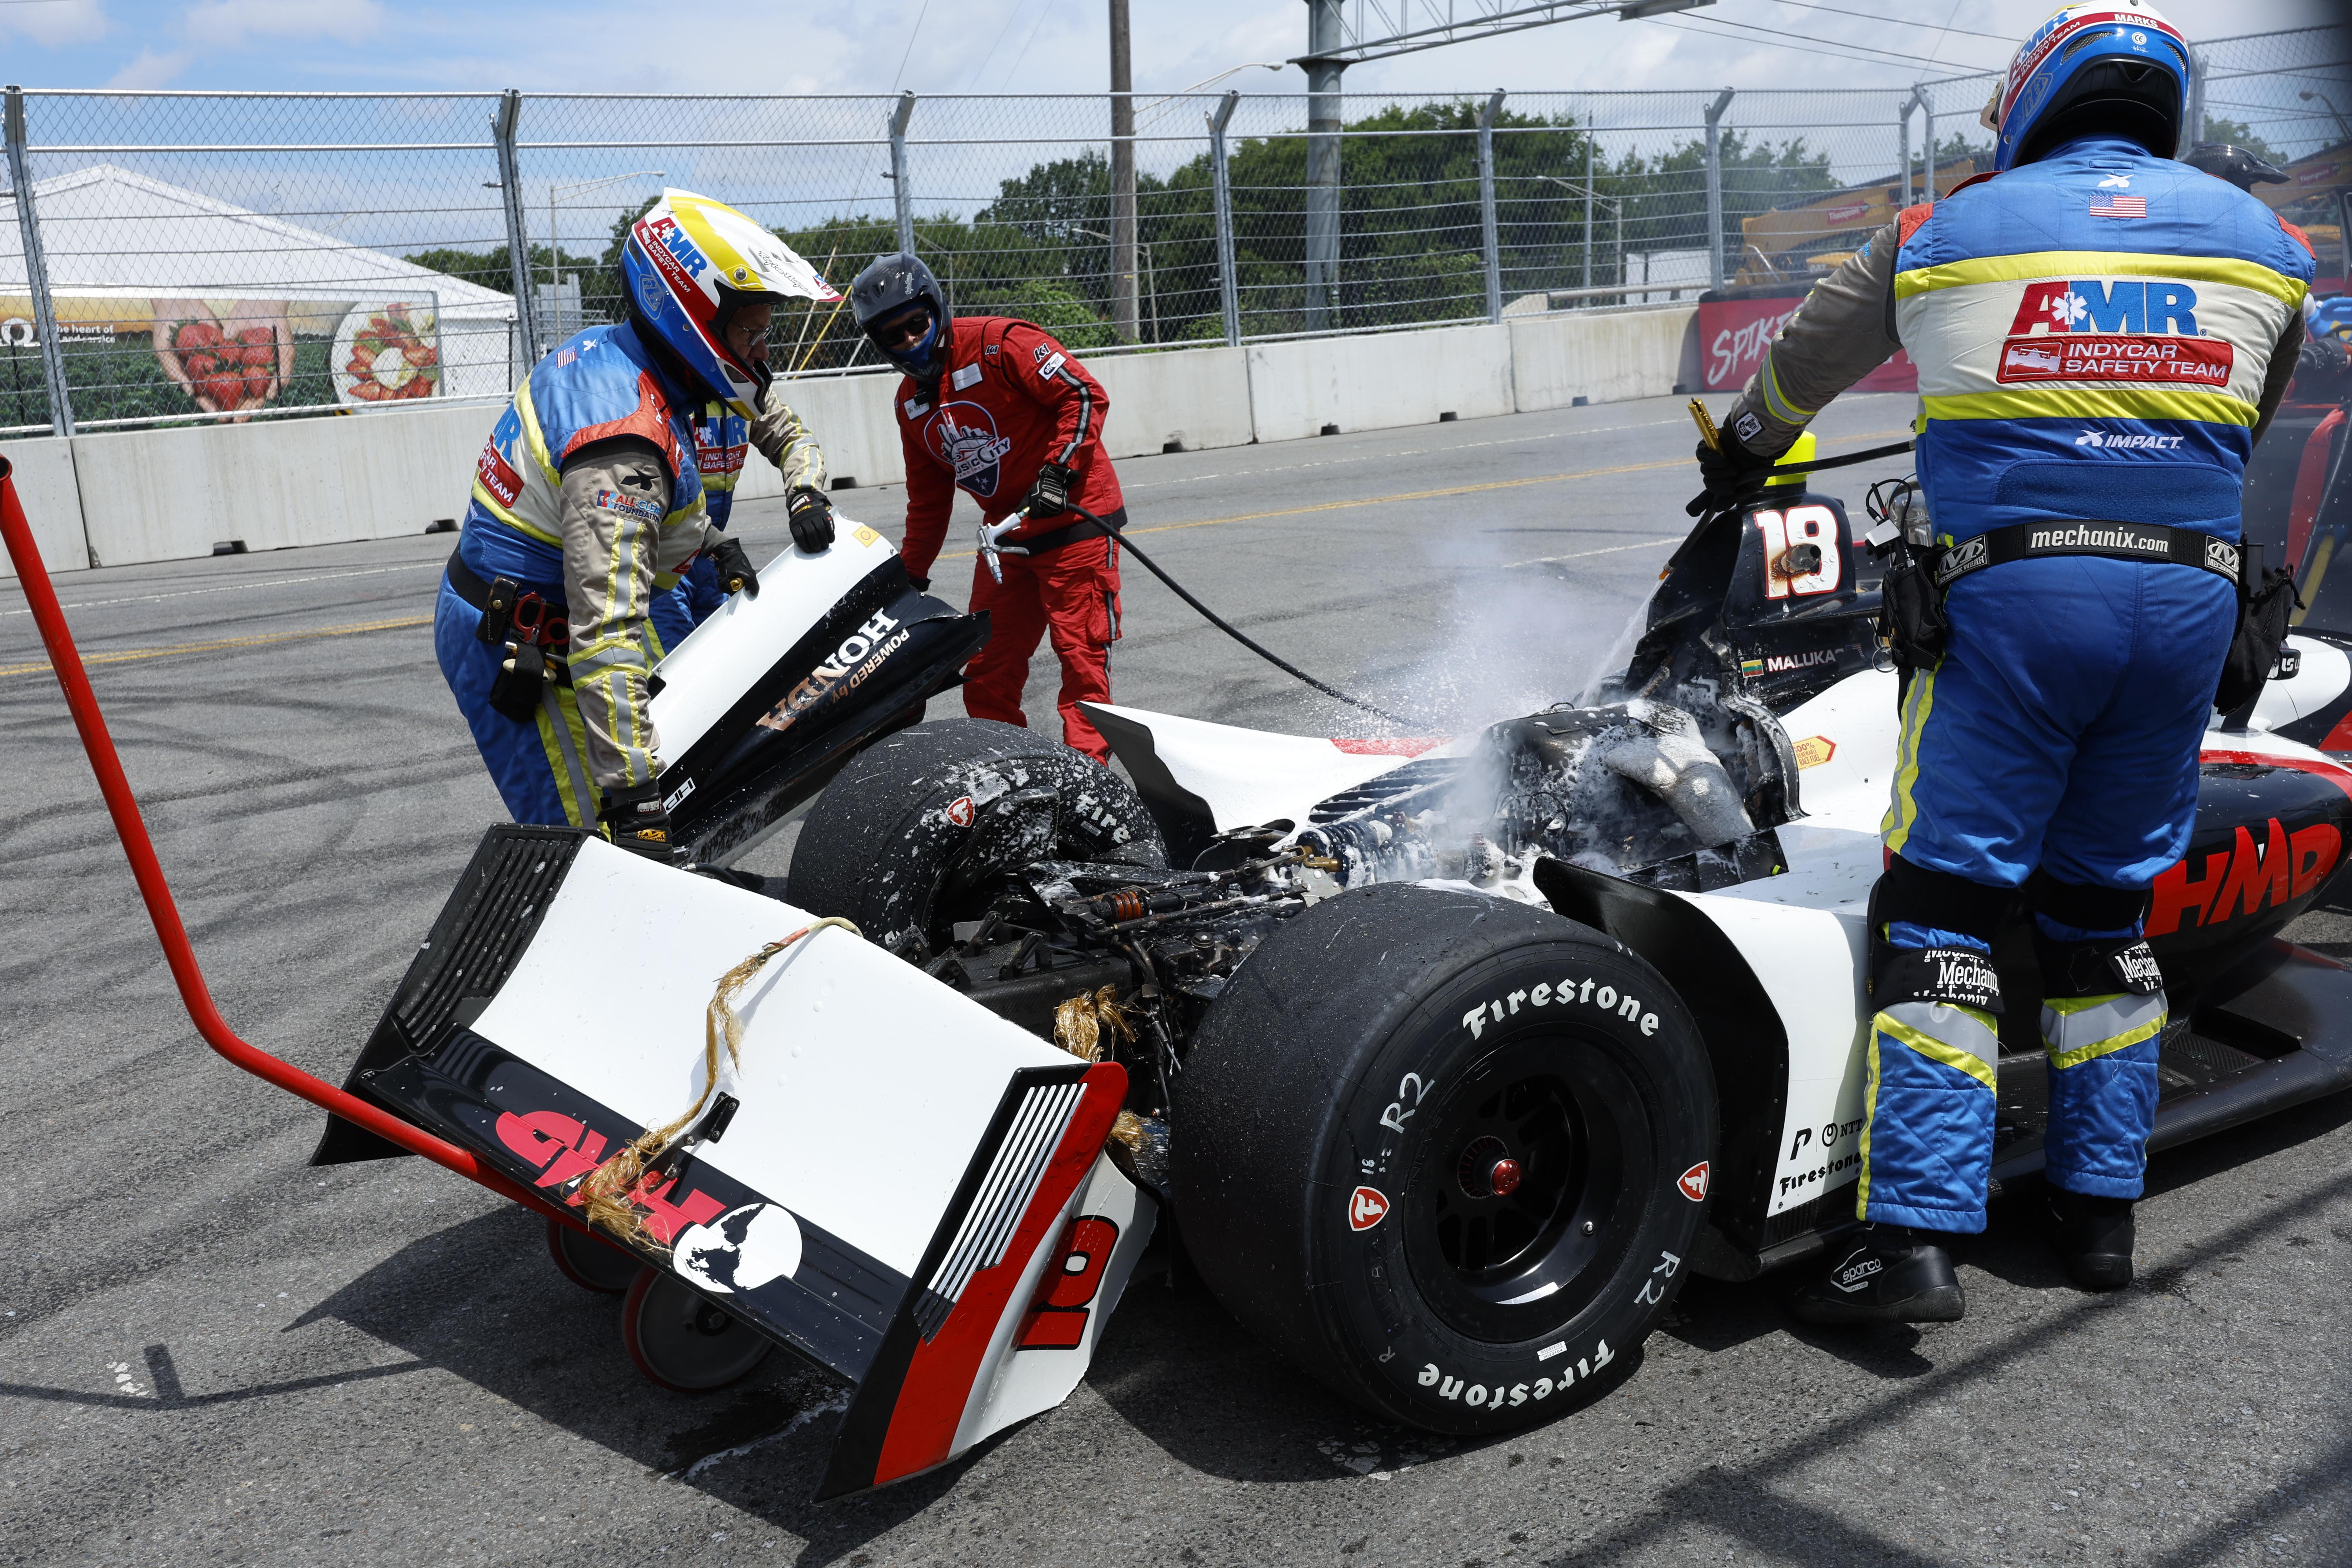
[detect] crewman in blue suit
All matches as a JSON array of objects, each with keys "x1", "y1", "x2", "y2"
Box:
[
  {"x1": 435, "y1": 191, "x2": 841, "y2": 858},
  {"x1": 1686, "y1": 3, "x2": 2315, "y2": 1320}
]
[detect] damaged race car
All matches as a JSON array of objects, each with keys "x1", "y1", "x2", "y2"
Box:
[{"x1": 300, "y1": 479, "x2": 2352, "y2": 1495}]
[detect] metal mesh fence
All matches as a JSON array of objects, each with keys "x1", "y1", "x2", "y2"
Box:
[{"x1": 2, "y1": 19, "x2": 2342, "y2": 437}]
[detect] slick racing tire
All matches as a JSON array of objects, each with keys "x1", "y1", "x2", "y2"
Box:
[
  {"x1": 1171, "y1": 884, "x2": 1717, "y2": 1435},
  {"x1": 546, "y1": 1215, "x2": 641, "y2": 1295},
  {"x1": 787, "y1": 717, "x2": 1165, "y2": 946},
  {"x1": 621, "y1": 1269, "x2": 775, "y2": 1393}
]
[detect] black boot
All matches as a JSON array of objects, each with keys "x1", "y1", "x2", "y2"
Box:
[
  {"x1": 2049, "y1": 1189, "x2": 2134, "y2": 1291},
  {"x1": 1788, "y1": 1224, "x2": 1965, "y2": 1325}
]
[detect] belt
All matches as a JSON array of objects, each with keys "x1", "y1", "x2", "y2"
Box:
[
  {"x1": 1932, "y1": 521, "x2": 2241, "y2": 590},
  {"x1": 1010, "y1": 506, "x2": 1126, "y2": 557},
  {"x1": 445, "y1": 549, "x2": 571, "y2": 652}
]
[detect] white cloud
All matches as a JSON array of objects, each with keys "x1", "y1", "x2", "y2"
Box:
[
  {"x1": 0, "y1": 0, "x2": 107, "y2": 49},
  {"x1": 105, "y1": 47, "x2": 187, "y2": 88},
  {"x1": 183, "y1": 0, "x2": 383, "y2": 49}
]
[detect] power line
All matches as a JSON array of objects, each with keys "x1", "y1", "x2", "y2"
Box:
[
  {"x1": 1767, "y1": 0, "x2": 2014, "y2": 44},
  {"x1": 998, "y1": 0, "x2": 1061, "y2": 92},
  {"x1": 1639, "y1": 12, "x2": 2004, "y2": 73},
  {"x1": 964, "y1": 0, "x2": 1037, "y2": 91},
  {"x1": 889, "y1": 0, "x2": 934, "y2": 94}
]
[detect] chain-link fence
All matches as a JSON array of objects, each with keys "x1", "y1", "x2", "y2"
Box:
[{"x1": 4, "y1": 20, "x2": 2344, "y2": 438}]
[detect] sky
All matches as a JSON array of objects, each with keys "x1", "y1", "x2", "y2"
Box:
[{"x1": 0, "y1": 0, "x2": 2338, "y2": 100}]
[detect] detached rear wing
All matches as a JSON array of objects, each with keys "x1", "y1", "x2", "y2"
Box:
[{"x1": 319, "y1": 826, "x2": 1153, "y2": 1496}]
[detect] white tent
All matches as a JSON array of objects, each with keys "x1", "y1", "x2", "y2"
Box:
[{"x1": 2, "y1": 164, "x2": 520, "y2": 408}]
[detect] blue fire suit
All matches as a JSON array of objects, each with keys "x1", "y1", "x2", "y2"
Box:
[
  {"x1": 1724, "y1": 134, "x2": 2314, "y2": 1231},
  {"x1": 436, "y1": 323, "x2": 824, "y2": 827}
]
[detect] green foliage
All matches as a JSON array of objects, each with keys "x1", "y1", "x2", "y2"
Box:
[
  {"x1": 2202, "y1": 116, "x2": 2281, "y2": 164},
  {"x1": 405, "y1": 243, "x2": 602, "y2": 297}
]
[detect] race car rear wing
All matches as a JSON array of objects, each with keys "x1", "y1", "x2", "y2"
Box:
[{"x1": 319, "y1": 826, "x2": 1154, "y2": 1496}]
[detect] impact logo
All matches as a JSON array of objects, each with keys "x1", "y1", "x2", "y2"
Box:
[
  {"x1": 1997, "y1": 279, "x2": 2232, "y2": 388},
  {"x1": 2149, "y1": 815, "x2": 2341, "y2": 935},
  {"x1": 2075, "y1": 430, "x2": 2186, "y2": 450},
  {"x1": 925, "y1": 402, "x2": 1015, "y2": 496}
]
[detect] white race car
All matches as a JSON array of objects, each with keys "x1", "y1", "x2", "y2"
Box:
[{"x1": 321, "y1": 491, "x2": 2352, "y2": 1497}]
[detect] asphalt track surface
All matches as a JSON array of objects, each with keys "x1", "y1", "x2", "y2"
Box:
[{"x1": 5, "y1": 390, "x2": 2351, "y2": 1568}]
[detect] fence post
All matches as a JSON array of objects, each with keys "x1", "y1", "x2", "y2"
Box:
[
  {"x1": 1303, "y1": 0, "x2": 1345, "y2": 331},
  {"x1": 889, "y1": 92, "x2": 917, "y2": 257},
  {"x1": 1922, "y1": 92, "x2": 1938, "y2": 200},
  {"x1": 3, "y1": 86, "x2": 72, "y2": 438},
  {"x1": 492, "y1": 89, "x2": 540, "y2": 367},
  {"x1": 1583, "y1": 134, "x2": 1596, "y2": 301},
  {"x1": 1209, "y1": 91, "x2": 1241, "y2": 347},
  {"x1": 1898, "y1": 96, "x2": 1913, "y2": 210},
  {"x1": 2184, "y1": 47, "x2": 2206, "y2": 147},
  {"x1": 1477, "y1": 91, "x2": 1505, "y2": 324},
  {"x1": 1704, "y1": 87, "x2": 1733, "y2": 294}
]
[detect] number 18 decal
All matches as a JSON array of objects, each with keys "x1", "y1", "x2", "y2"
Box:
[
  {"x1": 1017, "y1": 1216, "x2": 1121, "y2": 1350},
  {"x1": 1754, "y1": 504, "x2": 1842, "y2": 599}
]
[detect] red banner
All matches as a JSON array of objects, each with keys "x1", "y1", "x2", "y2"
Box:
[{"x1": 1698, "y1": 295, "x2": 1918, "y2": 395}]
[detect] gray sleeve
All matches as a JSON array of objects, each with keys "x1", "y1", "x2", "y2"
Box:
[
  {"x1": 2251, "y1": 310, "x2": 2305, "y2": 448},
  {"x1": 1721, "y1": 220, "x2": 1905, "y2": 459},
  {"x1": 751, "y1": 386, "x2": 826, "y2": 491},
  {"x1": 557, "y1": 441, "x2": 673, "y2": 793}
]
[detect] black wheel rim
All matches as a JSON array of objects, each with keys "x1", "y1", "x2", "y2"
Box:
[
  {"x1": 549, "y1": 1218, "x2": 641, "y2": 1294},
  {"x1": 1399, "y1": 1032, "x2": 1655, "y2": 1342},
  {"x1": 626, "y1": 1272, "x2": 774, "y2": 1391}
]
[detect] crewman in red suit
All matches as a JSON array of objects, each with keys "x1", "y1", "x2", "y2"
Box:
[{"x1": 849, "y1": 252, "x2": 1125, "y2": 760}]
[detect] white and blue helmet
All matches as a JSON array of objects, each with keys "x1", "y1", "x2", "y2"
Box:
[
  {"x1": 1982, "y1": 4, "x2": 2191, "y2": 172},
  {"x1": 620, "y1": 190, "x2": 838, "y2": 419}
]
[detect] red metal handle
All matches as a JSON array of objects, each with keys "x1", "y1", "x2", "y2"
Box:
[{"x1": 0, "y1": 459, "x2": 573, "y2": 1225}]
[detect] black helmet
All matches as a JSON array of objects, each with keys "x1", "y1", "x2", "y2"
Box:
[
  {"x1": 2181, "y1": 143, "x2": 2289, "y2": 193},
  {"x1": 849, "y1": 252, "x2": 951, "y2": 381}
]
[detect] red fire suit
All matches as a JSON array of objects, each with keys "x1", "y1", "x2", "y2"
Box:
[{"x1": 892, "y1": 316, "x2": 1125, "y2": 760}]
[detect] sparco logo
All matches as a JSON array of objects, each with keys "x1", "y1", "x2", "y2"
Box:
[
  {"x1": 2075, "y1": 430, "x2": 2185, "y2": 449},
  {"x1": 2028, "y1": 524, "x2": 2166, "y2": 554}
]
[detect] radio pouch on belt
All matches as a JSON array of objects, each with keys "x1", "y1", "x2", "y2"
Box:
[
  {"x1": 2215, "y1": 543, "x2": 2302, "y2": 715},
  {"x1": 488, "y1": 640, "x2": 547, "y2": 723}
]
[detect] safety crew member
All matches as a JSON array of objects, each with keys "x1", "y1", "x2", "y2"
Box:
[
  {"x1": 848, "y1": 252, "x2": 1126, "y2": 762},
  {"x1": 436, "y1": 189, "x2": 842, "y2": 857},
  {"x1": 1683, "y1": 3, "x2": 2314, "y2": 1321}
]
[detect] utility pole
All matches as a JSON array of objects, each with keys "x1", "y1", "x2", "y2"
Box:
[
  {"x1": 1302, "y1": 0, "x2": 1345, "y2": 330},
  {"x1": 1109, "y1": 0, "x2": 1138, "y2": 343}
]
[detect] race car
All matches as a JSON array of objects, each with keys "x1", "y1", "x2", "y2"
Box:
[{"x1": 316, "y1": 483, "x2": 2352, "y2": 1497}]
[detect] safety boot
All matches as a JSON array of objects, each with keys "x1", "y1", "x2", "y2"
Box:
[
  {"x1": 2048, "y1": 1189, "x2": 2134, "y2": 1291},
  {"x1": 1788, "y1": 1224, "x2": 1966, "y2": 1325}
]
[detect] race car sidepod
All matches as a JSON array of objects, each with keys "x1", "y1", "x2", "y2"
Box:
[{"x1": 316, "y1": 825, "x2": 1154, "y2": 1497}]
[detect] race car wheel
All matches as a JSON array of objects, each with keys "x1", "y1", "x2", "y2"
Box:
[
  {"x1": 1171, "y1": 883, "x2": 1716, "y2": 1435},
  {"x1": 620, "y1": 1269, "x2": 774, "y2": 1392},
  {"x1": 546, "y1": 1215, "x2": 642, "y2": 1295},
  {"x1": 787, "y1": 717, "x2": 1165, "y2": 945}
]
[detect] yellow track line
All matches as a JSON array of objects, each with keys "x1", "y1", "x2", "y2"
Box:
[
  {"x1": 936, "y1": 428, "x2": 1913, "y2": 561},
  {"x1": 0, "y1": 614, "x2": 432, "y2": 681}
]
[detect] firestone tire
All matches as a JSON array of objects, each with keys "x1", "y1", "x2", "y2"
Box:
[
  {"x1": 787, "y1": 717, "x2": 1165, "y2": 945},
  {"x1": 546, "y1": 1215, "x2": 641, "y2": 1295},
  {"x1": 620, "y1": 1269, "x2": 774, "y2": 1393},
  {"x1": 1171, "y1": 883, "x2": 1717, "y2": 1435}
]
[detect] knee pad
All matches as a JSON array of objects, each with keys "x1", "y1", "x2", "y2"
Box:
[
  {"x1": 1866, "y1": 856, "x2": 2013, "y2": 1013},
  {"x1": 2029, "y1": 875, "x2": 2161, "y2": 1000}
]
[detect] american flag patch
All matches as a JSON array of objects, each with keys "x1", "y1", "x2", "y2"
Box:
[{"x1": 2090, "y1": 195, "x2": 2148, "y2": 218}]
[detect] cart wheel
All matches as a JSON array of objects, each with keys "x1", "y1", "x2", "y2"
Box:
[
  {"x1": 546, "y1": 1216, "x2": 642, "y2": 1295},
  {"x1": 621, "y1": 1269, "x2": 774, "y2": 1392}
]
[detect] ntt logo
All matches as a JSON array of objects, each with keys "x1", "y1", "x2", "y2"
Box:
[{"x1": 2075, "y1": 430, "x2": 2187, "y2": 450}]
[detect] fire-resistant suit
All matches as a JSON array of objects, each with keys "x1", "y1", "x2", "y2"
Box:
[
  {"x1": 1720, "y1": 134, "x2": 2314, "y2": 1232},
  {"x1": 436, "y1": 320, "x2": 822, "y2": 826},
  {"x1": 891, "y1": 316, "x2": 1125, "y2": 761},
  {"x1": 649, "y1": 397, "x2": 825, "y2": 652}
]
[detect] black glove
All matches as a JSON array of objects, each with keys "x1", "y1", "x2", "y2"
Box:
[
  {"x1": 705, "y1": 534, "x2": 759, "y2": 598},
  {"x1": 599, "y1": 780, "x2": 679, "y2": 864},
  {"x1": 1025, "y1": 460, "x2": 1076, "y2": 519},
  {"x1": 786, "y1": 485, "x2": 836, "y2": 552},
  {"x1": 1685, "y1": 433, "x2": 1779, "y2": 519},
  {"x1": 908, "y1": 575, "x2": 931, "y2": 593},
  {"x1": 2296, "y1": 333, "x2": 2352, "y2": 388}
]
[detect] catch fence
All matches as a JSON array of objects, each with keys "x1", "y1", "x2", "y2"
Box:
[{"x1": 2, "y1": 21, "x2": 2343, "y2": 438}]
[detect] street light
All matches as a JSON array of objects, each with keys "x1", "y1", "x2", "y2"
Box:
[
  {"x1": 548, "y1": 170, "x2": 665, "y2": 329},
  {"x1": 1539, "y1": 175, "x2": 1624, "y2": 307},
  {"x1": 1077, "y1": 225, "x2": 1160, "y2": 343},
  {"x1": 2301, "y1": 89, "x2": 2352, "y2": 145}
]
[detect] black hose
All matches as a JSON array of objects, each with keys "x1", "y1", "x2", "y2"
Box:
[
  {"x1": 1767, "y1": 437, "x2": 1915, "y2": 475},
  {"x1": 1054, "y1": 505, "x2": 1424, "y2": 730}
]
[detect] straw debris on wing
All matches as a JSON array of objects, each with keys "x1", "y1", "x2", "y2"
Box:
[
  {"x1": 1052, "y1": 985, "x2": 1147, "y2": 1154},
  {"x1": 576, "y1": 916, "x2": 862, "y2": 1252}
]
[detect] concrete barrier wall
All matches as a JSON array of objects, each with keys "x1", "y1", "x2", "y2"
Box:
[
  {"x1": 1247, "y1": 323, "x2": 1516, "y2": 443},
  {"x1": 37, "y1": 307, "x2": 1689, "y2": 573},
  {"x1": 1510, "y1": 305, "x2": 1698, "y2": 412},
  {"x1": 0, "y1": 437, "x2": 93, "y2": 579}
]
